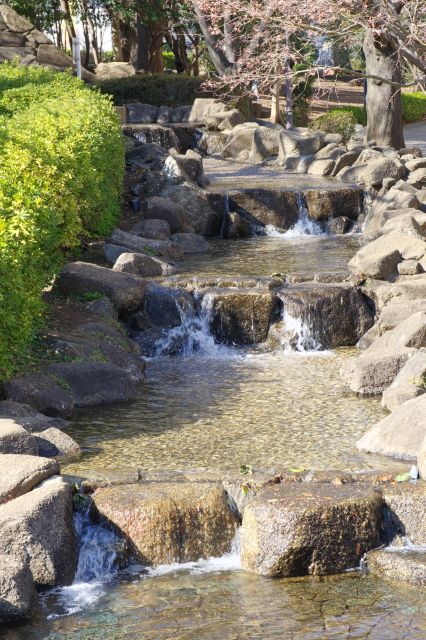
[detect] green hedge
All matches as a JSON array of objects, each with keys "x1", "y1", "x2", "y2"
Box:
[
  {"x1": 312, "y1": 109, "x2": 361, "y2": 142},
  {"x1": 98, "y1": 73, "x2": 205, "y2": 106},
  {"x1": 0, "y1": 63, "x2": 124, "y2": 379},
  {"x1": 402, "y1": 92, "x2": 426, "y2": 123}
]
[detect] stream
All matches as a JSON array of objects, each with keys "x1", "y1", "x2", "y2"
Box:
[{"x1": 5, "y1": 178, "x2": 426, "y2": 639}]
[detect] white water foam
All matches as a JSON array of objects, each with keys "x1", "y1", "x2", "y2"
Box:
[
  {"x1": 273, "y1": 309, "x2": 326, "y2": 355},
  {"x1": 154, "y1": 293, "x2": 236, "y2": 359},
  {"x1": 265, "y1": 193, "x2": 325, "y2": 238},
  {"x1": 44, "y1": 507, "x2": 119, "y2": 619},
  {"x1": 147, "y1": 530, "x2": 241, "y2": 577}
]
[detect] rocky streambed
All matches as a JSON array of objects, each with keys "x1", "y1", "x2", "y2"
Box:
[{"x1": 1, "y1": 100, "x2": 426, "y2": 636}]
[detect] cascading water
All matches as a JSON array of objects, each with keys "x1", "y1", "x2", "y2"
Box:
[
  {"x1": 192, "y1": 128, "x2": 204, "y2": 151},
  {"x1": 44, "y1": 503, "x2": 120, "y2": 619},
  {"x1": 265, "y1": 192, "x2": 325, "y2": 238},
  {"x1": 273, "y1": 309, "x2": 322, "y2": 353},
  {"x1": 153, "y1": 293, "x2": 232, "y2": 358}
]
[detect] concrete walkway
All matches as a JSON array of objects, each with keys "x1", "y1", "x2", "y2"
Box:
[{"x1": 404, "y1": 121, "x2": 426, "y2": 156}]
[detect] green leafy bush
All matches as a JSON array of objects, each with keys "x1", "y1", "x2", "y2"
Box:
[
  {"x1": 0, "y1": 63, "x2": 124, "y2": 379},
  {"x1": 312, "y1": 108, "x2": 361, "y2": 142},
  {"x1": 402, "y1": 92, "x2": 426, "y2": 123},
  {"x1": 98, "y1": 73, "x2": 205, "y2": 106}
]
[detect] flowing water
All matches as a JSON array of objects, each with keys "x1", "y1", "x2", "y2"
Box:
[{"x1": 6, "y1": 174, "x2": 424, "y2": 639}]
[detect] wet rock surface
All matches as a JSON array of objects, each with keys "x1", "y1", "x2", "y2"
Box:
[
  {"x1": 240, "y1": 482, "x2": 383, "y2": 577},
  {"x1": 91, "y1": 481, "x2": 239, "y2": 565},
  {"x1": 368, "y1": 548, "x2": 426, "y2": 586},
  {"x1": 0, "y1": 554, "x2": 37, "y2": 623}
]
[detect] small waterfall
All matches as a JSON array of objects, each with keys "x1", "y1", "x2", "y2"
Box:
[
  {"x1": 275, "y1": 310, "x2": 322, "y2": 353},
  {"x1": 132, "y1": 130, "x2": 147, "y2": 144},
  {"x1": 220, "y1": 194, "x2": 231, "y2": 239},
  {"x1": 73, "y1": 506, "x2": 119, "y2": 583},
  {"x1": 265, "y1": 193, "x2": 325, "y2": 238},
  {"x1": 154, "y1": 294, "x2": 231, "y2": 358},
  {"x1": 192, "y1": 128, "x2": 204, "y2": 151}
]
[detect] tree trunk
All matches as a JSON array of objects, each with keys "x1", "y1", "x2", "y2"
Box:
[
  {"x1": 148, "y1": 20, "x2": 165, "y2": 74},
  {"x1": 363, "y1": 30, "x2": 405, "y2": 149},
  {"x1": 270, "y1": 82, "x2": 282, "y2": 124},
  {"x1": 59, "y1": 0, "x2": 76, "y2": 47},
  {"x1": 132, "y1": 16, "x2": 149, "y2": 71}
]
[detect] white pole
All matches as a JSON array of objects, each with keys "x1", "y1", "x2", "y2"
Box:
[{"x1": 72, "y1": 36, "x2": 82, "y2": 79}]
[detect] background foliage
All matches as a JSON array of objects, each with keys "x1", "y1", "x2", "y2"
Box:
[{"x1": 0, "y1": 63, "x2": 124, "y2": 380}]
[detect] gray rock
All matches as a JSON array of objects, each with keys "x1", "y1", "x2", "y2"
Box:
[
  {"x1": 47, "y1": 362, "x2": 139, "y2": 408},
  {"x1": 378, "y1": 299, "x2": 426, "y2": 333},
  {"x1": 145, "y1": 196, "x2": 193, "y2": 233},
  {"x1": 341, "y1": 347, "x2": 416, "y2": 395},
  {"x1": 327, "y1": 216, "x2": 351, "y2": 234},
  {"x1": 307, "y1": 158, "x2": 335, "y2": 176},
  {"x1": 278, "y1": 127, "x2": 324, "y2": 162},
  {"x1": 240, "y1": 483, "x2": 382, "y2": 577},
  {"x1": 0, "y1": 477, "x2": 77, "y2": 587},
  {"x1": 37, "y1": 44, "x2": 72, "y2": 68},
  {"x1": 164, "y1": 153, "x2": 205, "y2": 187},
  {"x1": 0, "y1": 455, "x2": 58, "y2": 505},
  {"x1": 398, "y1": 259, "x2": 422, "y2": 275},
  {"x1": 368, "y1": 549, "x2": 426, "y2": 586},
  {"x1": 95, "y1": 61, "x2": 135, "y2": 80},
  {"x1": 279, "y1": 283, "x2": 374, "y2": 348},
  {"x1": 364, "y1": 208, "x2": 426, "y2": 242},
  {"x1": 131, "y1": 218, "x2": 171, "y2": 240},
  {"x1": 382, "y1": 483, "x2": 426, "y2": 544},
  {"x1": 54, "y1": 261, "x2": 147, "y2": 316},
  {"x1": 0, "y1": 420, "x2": 37, "y2": 456},
  {"x1": 103, "y1": 243, "x2": 128, "y2": 265},
  {"x1": 156, "y1": 105, "x2": 172, "y2": 124},
  {"x1": 349, "y1": 232, "x2": 426, "y2": 280},
  {"x1": 367, "y1": 310, "x2": 426, "y2": 352},
  {"x1": 85, "y1": 296, "x2": 117, "y2": 319},
  {"x1": 357, "y1": 394, "x2": 426, "y2": 460},
  {"x1": 222, "y1": 122, "x2": 260, "y2": 160},
  {"x1": 361, "y1": 158, "x2": 403, "y2": 187},
  {"x1": 206, "y1": 288, "x2": 277, "y2": 344},
  {"x1": 34, "y1": 428, "x2": 80, "y2": 458},
  {"x1": 142, "y1": 283, "x2": 195, "y2": 329},
  {"x1": 405, "y1": 158, "x2": 426, "y2": 172},
  {"x1": 381, "y1": 213, "x2": 426, "y2": 239},
  {"x1": 171, "y1": 233, "x2": 210, "y2": 253},
  {"x1": 3, "y1": 375, "x2": 74, "y2": 418},
  {"x1": 222, "y1": 212, "x2": 253, "y2": 239},
  {"x1": 304, "y1": 188, "x2": 363, "y2": 221},
  {"x1": 0, "y1": 31, "x2": 26, "y2": 46},
  {"x1": 229, "y1": 189, "x2": 298, "y2": 229},
  {"x1": 0, "y1": 5, "x2": 33, "y2": 31},
  {"x1": 249, "y1": 126, "x2": 281, "y2": 163},
  {"x1": 407, "y1": 167, "x2": 426, "y2": 187},
  {"x1": 382, "y1": 351, "x2": 426, "y2": 411},
  {"x1": 217, "y1": 109, "x2": 245, "y2": 131},
  {"x1": 331, "y1": 150, "x2": 361, "y2": 176},
  {"x1": 0, "y1": 554, "x2": 37, "y2": 623},
  {"x1": 188, "y1": 98, "x2": 228, "y2": 122},
  {"x1": 0, "y1": 401, "x2": 67, "y2": 432},
  {"x1": 113, "y1": 252, "x2": 172, "y2": 276},
  {"x1": 161, "y1": 183, "x2": 223, "y2": 236},
  {"x1": 126, "y1": 103, "x2": 159, "y2": 124},
  {"x1": 363, "y1": 274, "x2": 426, "y2": 312}
]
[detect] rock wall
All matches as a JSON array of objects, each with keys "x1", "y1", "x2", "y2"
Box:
[{"x1": 0, "y1": 4, "x2": 92, "y2": 79}]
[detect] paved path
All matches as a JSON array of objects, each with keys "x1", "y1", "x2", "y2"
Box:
[{"x1": 404, "y1": 121, "x2": 426, "y2": 156}]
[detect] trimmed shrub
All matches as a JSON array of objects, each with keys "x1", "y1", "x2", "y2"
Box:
[
  {"x1": 402, "y1": 92, "x2": 426, "y2": 123},
  {"x1": 0, "y1": 63, "x2": 124, "y2": 379},
  {"x1": 98, "y1": 73, "x2": 205, "y2": 106},
  {"x1": 312, "y1": 108, "x2": 361, "y2": 142}
]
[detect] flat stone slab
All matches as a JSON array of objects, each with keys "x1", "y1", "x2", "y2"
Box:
[
  {"x1": 368, "y1": 547, "x2": 426, "y2": 586},
  {"x1": 0, "y1": 455, "x2": 58, "y2": 505}
]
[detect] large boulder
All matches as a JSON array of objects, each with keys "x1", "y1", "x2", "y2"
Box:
[
  {"x1": 0, "y1": 401, "x2": 67, "y2": 433},
  {"x1": 222, "y1": 212, "x2": 253, "y2": 239},
  {"x1": 131, "y1": 218, "x2": 171, "y2": 240},
  {"x1": 126, "y1": 103, "x2": 159, "y2": 124},
  {"x1": 110, "y1": 229, "x2": 185, "y2": 262},
  {"x1": 34, "y1": 428, "x2": 80, "y2": 458},
  {"x1": 47, "y1": 362, "x2": 139, "y2": 408},
  {"x1": 341, "y1": 347, "x2": 416, "y2": 395},
  {"x1": 279, "y1": 283, "x2": 374, "y2": 348},
  {"x1": 161, "y1": 183, "x2": 223, "y2": 236},
  {"x1": 142, "y1": 283, "x2": 195, "y2": 329},
  {"x1": 113, "y1": 252, "x2": 172, "y2": 277},
  {"x1": 361, "y1": 158, "x2": 403, "y2": 187},
  {"x1": 205, "y1": 288, "x2": 277, "y2": 344},
  {"x1": 188, "y1": 98, "x2": 228, "y2": 122},
  {"x1": 249, "y1": 126, "x2": 281, "y2": 163},
  {"x1": 0, "y1": 420, "x2": 38, "y2": 455},
  {"x1": 163, "y1": 153, "x2": 205, "y2": 187},
  {"x1": 54, "y1": 262, "x2": 147, "y2": 316},
  {"x1": 95, "y1": 61, "x2": 135, "y2": 80},
  {"x1": 2, "y1": 375, "x2": 74, "y2": 418},
  {"x1": 349, "y1": 232, "x2": 426, "y2": 279},
  {"x1": 229, "y1": 190, "x2": 298, "y2": 230},
  {"x1": 381, "y1": 350, "x2": 426, "y2": 411},
  {"x1": 303, "y1": 188, "x2": 363, "y2": 221},
  {"x1": 145, "y1": 196, "x2": 193, "y2": 233},
  {"x1": 0, "y1": 554, "x2": 37, "y2": 623},
  {"x1": 363, "y1": 274, "x2": 426, "y2": 312},
  {"x1": 278, "y1": 128, "x2": 325, "y2": 162},
  {"x1": 357, "y1": 394, "x2": 426, "y2": 460},
  {"x1": 222, "y1": 122, "x2": 259, "y2": 160},
  {"x1": 171, "y1": 233, "x2": 210, "y2": 253},
  {"x1": 0, "y1": 455, "x2": 58, "y2": 505},
  {"x1": 364, "y1": 208, "x2": 426, "y2": 241},
  {"x1": 367, "y1": 311, "x2": 426, "y2": 352},
  {"x1": 378, "y1": 299, "x2": 426, "y2": 333},
  {"x1": 240, "y1": 483, "x2": 382, "y2": 577},
  {"x1": 0, "y1": 477, "x2": 77, "y2": 587},
  {"x1": 91, "y1": 481, "x2": 239, "y2": 564}
]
